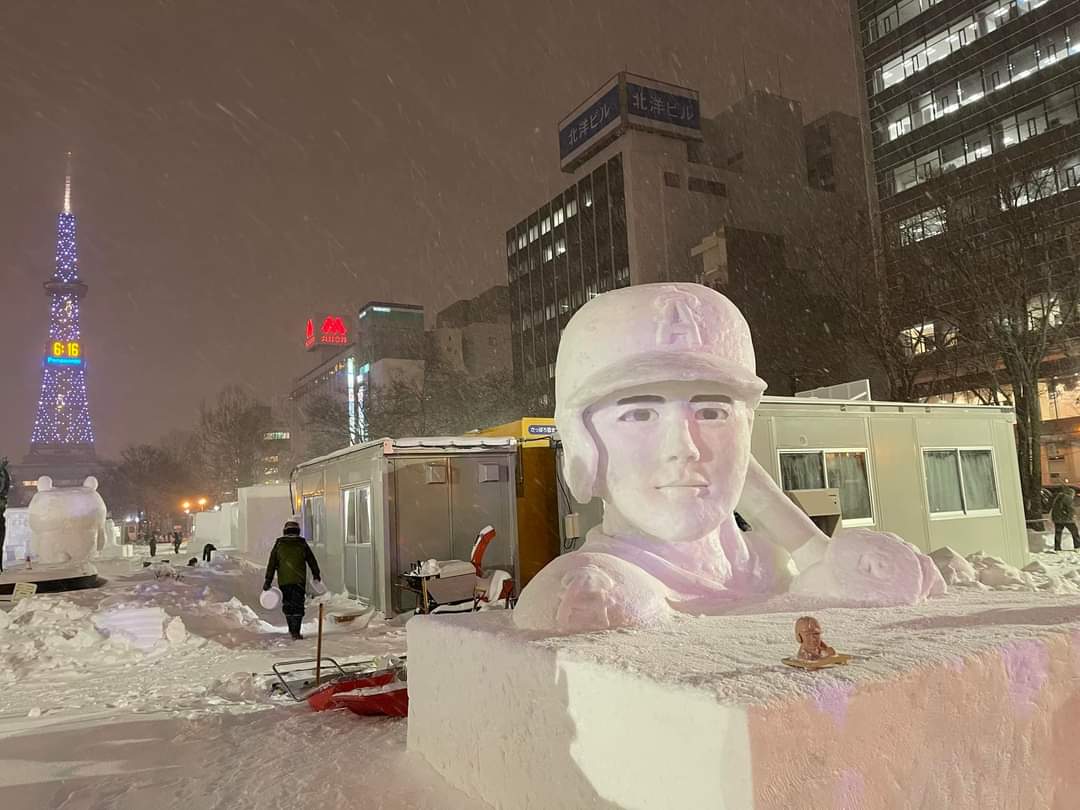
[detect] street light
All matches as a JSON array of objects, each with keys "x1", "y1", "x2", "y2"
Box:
[
  {"x1": 181, "y1": 500, "x2": 191, "y2": 511},
  {"x1": 198, "y1": 497, "x2": 208, "y2": 508}
]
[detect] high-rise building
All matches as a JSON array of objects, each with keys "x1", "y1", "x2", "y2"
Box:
[
  {"x1": 15, "y1": 159, "x2": 99, "y2": 504},
  {"x1": 851, "y1": 0, "x2": 1080, "y2": 482},
  {"x1": 506, "y1": 73, "x2": 870, "y2": 398}
]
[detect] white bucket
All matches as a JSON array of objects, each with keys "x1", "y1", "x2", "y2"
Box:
[
  {"x1": 260, "y1": 587, "x2": 281, "y2": 610},
  {"x1": 310, "y1": 579, "x2": 327, "y2": 596}
]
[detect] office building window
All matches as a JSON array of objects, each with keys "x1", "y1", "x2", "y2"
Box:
[
  {"x1": 898, "y1": 207, "x2": 946, "y2": 245},
  {"x1": 901, "y1": 323, "x2": 935, "y2": 355},
  {"x1": 688, "y1": 177, "x2": 727, "y2": 196},
  {"x1": 664, "y1": 171, "x2": 681, "y2": 188}
]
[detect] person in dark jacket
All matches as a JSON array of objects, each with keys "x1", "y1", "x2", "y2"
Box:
[
  {"x1": 148, "y1": 531, "x2": 157, "y2": 558},
  {"x1": 202, "y1": 543, "x2": 217, "y2": 562},
  {"x1": 263, "y1": 519, "x2": 321, "y2": 640},
  {"x1": 1051, "y1": 487, "x2": 1078, "y2": 552},
  {"x1": 172, "y1": 531, "x2": 182, "y2": 555}
]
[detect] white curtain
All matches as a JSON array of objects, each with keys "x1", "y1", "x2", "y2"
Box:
[
  {"x1": 780, "y1": 453, "x2": 825, "y2": 490},
  {"x1": 826, "y1": 452, "x2": 872, "y2": 521},
  {"x1": 960, "y1": 450, "x2": 999, "y2": 511},
  {"x1": 925, "y1": 450, "x2": 964, "y2": 513}
]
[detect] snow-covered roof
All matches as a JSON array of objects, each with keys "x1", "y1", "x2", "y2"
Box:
[{"x1": 294, "y1": 436, "x2": 517, "y2": 470}]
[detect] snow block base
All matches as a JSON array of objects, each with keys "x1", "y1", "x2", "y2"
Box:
[
  {"x1": 0, "y1": 562, "x2": 105, "y2": 594},
  {"x1": 407, "y1": 593, "x2": 1080, "y2": 810}
]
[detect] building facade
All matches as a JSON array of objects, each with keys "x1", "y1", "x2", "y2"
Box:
[
  {"x1": 852, "y1": 0, "x2": 1080, "y2": 484},
  {"x1": 506, "y1": 73, "x2": 871, "y2": 398}
]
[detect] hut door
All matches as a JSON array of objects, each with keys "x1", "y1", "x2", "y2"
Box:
[{"x1": 342, "y1": 485, "x2": 374, "y2": 603}]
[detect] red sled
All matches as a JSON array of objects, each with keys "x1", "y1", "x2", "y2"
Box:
[
  {"x1": 332, "y1": 681, "x2": 409, "y2": 717},
  {"x1": 306, "y1": 670, "x2": 397, "y2": 712}
]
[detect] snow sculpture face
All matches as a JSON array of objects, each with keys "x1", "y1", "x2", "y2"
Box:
[
  {"x1": 585, "y1": 381, "x2": 752, "y2": 543},
  {"x1": 556, "y1": 282, "x2": 766, "y2": 540},
  {"x1": 27, "y1": 476, "x2": 107, "y2": 565}
]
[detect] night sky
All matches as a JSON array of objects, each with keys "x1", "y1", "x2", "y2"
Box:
[{"x1": 0, "y1": 0, "x2": 859, "y2": 459}]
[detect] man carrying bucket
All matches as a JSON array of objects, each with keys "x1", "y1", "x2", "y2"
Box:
[{"x1": 263, "y1": 518, "x2": 322, "y2": 640}]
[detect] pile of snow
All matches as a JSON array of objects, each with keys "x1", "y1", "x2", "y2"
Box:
[
  {"x1": 928, "y1": 547, "x2": 979, "y2": 586},
  {"x1": 0, "y1": 597, "x2": 199, "y2": 685},
  {"x1": 93, "y1": 605, "x2": 189, "y2": 651},
  {"x1": 931, "y1": 547, "x2": 1080, "y2": 594}
]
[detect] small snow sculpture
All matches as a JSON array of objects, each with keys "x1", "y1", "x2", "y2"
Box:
[
  {"x1": 27, "y1": 476, "x2": 109, "y2": 565},
  {"x1": 794, "y1": 616, "x2": 835, "y2": 662},
  {"x1": 514, "y1": 283, "x2": 945, "y2": 633}
]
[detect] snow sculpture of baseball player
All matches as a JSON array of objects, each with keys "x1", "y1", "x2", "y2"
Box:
[{"x1": 514, "y1": 283, "x2": 945, "y2": 633}]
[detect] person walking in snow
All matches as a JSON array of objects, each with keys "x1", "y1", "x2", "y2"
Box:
[
  {"x1": 172, "y1": 531, "x2": 182, "y2": 555},
  {"x1": 1051, "y1": 487, "x2": 1079, "y2": 552},
  {"x1": 263, "y1": 518, "x2": 322, "y2": 640},
  {"x1": 148, "y1": 531, "x2": 157, "y2": 558}
]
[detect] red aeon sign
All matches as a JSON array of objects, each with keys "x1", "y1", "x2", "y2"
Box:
[{"x1": 306, "y1": 315, "x2": 349, "y2": 350}]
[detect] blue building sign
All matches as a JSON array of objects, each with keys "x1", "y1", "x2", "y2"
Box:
[
  {"x1": 625, "y1": 82, "x2": 700, "y2": 131},
  {"x1": 559, "y1": 83, "x2": 620, "y2": 160}
]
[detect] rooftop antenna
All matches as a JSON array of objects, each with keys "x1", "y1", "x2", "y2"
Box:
[{"x1": 63, "y1": 151, "x2": 73, "y2": 214}]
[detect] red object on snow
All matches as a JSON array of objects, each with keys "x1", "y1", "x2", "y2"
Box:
[
  {"x1": 333, "y1": 682, "x2": 409, "y2": 717},
  {"x1": 306, "y1": 670, "x2": 397, "y2": 712},
  {"x1": 469, "y1": 525, "x2": 497, "y2": 577}
]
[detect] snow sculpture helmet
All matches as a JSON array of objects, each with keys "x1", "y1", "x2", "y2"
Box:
[{"x1": 555, "y1": 282, "x2": 767, "y2": 502}]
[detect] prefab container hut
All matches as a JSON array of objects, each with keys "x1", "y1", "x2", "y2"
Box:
[{"x1": 291, "y1": 437, "x2": 520, "y2": 616}]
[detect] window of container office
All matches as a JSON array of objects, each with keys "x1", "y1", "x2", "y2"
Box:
[
  {"x1": 872, "y1": 0, "x2": 1052, "y2": 97},
  {"x1": 884, "y1": 83, "x2": 1080, "y2": 197},
  {"x1": 875, "y1": 20, "x2": 1080, "y2": 146}
]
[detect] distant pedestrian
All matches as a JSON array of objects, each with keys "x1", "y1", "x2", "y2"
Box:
[
  {"x1": 1051, "y1": 487, "x2": 1079, "y2": 552},
  {"x1": 148, "y1": 532, "x2": 157, "y2": 557},
  {"x1": 263, "y1": 519, "x2": 321, "y2": 640},
  {"x1": 172, "y1": 531, "x2": 182, "y2": 555},
  {"x1": 202, "y1": 543, "x2": 216, "y2": 562}
]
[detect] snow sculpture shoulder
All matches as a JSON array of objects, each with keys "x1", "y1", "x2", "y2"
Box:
[
  {"x1": 27, "y1": 475, "x2": 108, "y2": 565},
  {"x1": 513, "y1": 283, "x2": 945, "y2": 634}
]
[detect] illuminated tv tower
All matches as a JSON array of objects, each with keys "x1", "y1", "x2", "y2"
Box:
[{"x1": 27, "y1": 154, "x2": 96, "y2": 456}]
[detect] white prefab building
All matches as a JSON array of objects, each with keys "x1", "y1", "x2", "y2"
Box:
[
  {"x1": 291, "y1": 437, "x2": 520, "y2": 616},
  {"x1": 560, "y1": 397, "x2": 1028, "y2": 569}
]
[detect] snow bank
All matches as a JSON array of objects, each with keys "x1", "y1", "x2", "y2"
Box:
[
  {"x1": 409, "y1": 592, "x2": 1080, "y2": 809},
  {"x1": 0, "y1": 598, "x2": 197, "y2": 687},
  {"x1": 930, "y1": 547, "x2": 1080, "y2": 595}
]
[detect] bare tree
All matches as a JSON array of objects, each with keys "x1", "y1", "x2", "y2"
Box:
[
  {"x1": 197, "y1": 385, "x2": 271, "y2": 501},
  {"x1": 809, "y1": 214, "x2": 928, "y2": 402},
  {"x1": 104, "y1": 444, "x2": 195, "y2": 535},
  {"x1": 904, "y1": 162, "x2": 1080, "y2": 520},
  {"x1": 300, "y1": 393, "x2": 350, "y2": 458}
]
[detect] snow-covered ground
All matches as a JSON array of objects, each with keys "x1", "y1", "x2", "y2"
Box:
[
  {"x1": 4, "y1": 543, "x2": 1080, "y2": 810},
  {"x1": 0, "y1": 548, "x2": 478, "y2": 810}
]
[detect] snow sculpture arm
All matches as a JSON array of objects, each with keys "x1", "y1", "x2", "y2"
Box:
[
  {"x1": 737, "y1": 456, "x2": 830, "y2": 572},
  {"x1": 738, "y1": 458, "x2": 945, "y2": 603}
]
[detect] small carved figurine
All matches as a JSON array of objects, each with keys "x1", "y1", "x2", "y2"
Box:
[{"x1": 794, "y1": 616, "x2": 835, "y2": 662}]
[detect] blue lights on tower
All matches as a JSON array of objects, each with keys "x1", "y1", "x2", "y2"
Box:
[{"x1": 29, "y1": 158, "x2": 96, "y2": 449}]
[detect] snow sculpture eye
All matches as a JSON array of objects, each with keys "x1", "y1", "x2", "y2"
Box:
[
  {"x1": 618, "y1": 408, "x2": 659, "y2": 423},
  {"x1": 694, "y1": 405, "x2": 730, "y2": 422}
]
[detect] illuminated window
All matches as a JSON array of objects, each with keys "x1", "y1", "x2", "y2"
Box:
[{"x1": 901, "y1": 323, "x2": 935, "y2": 355}]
